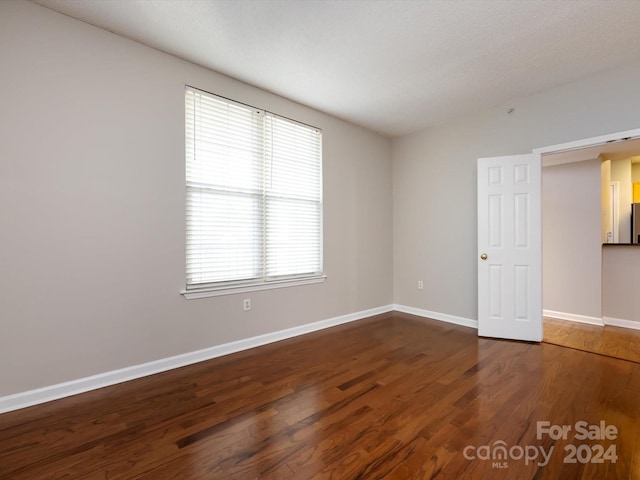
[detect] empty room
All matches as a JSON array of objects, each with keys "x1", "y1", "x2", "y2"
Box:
[{"x1": 2, "y1": 0, "x2": 640, "y2": 478}]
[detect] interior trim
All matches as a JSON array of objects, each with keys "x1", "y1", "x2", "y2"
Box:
[
  {"x1": 181, "y1": 275, "x2": 327, "y2": 299},
  {"x1": 603, "y1": 316, "x2": 640, "y2": 331},
  {"x1": 533, "y1": 128, "x2": 640, "y2": 156},
  {"x1": 543, "y1": 309, "x2": 604, "y2": 326},
  {"x1": 394, "y1": 304, "x2": 478, "y2": 329},
  {"x1": 7, "y1": 305, "x2": 634, "y2": 415},
  {"x1": 0, "y1": 304, "x2": 392, "y2": 414}
]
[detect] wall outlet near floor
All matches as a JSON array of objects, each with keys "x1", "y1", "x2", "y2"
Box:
[
  {"x1": 243, "y1": 298, "x2": 251, "y2": 311},
  {"x1": 418, "y1": 280, "x2": 424, "y2": 290}
]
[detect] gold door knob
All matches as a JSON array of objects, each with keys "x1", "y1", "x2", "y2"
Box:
[{"x1": 480, "y1": 253, "x2": 488, "y2": 260}]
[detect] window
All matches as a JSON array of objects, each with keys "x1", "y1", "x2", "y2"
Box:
[{"x1": 184, "y1": 87, "x2": 323, "y2": 296}]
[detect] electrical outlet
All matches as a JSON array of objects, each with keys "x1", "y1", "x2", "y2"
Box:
[
  {"x1": 243, "y1": 298, "x2": 251, "y2": 311},
  {"x1": 418, "y1": 280, "x2": 424, "y2": 290}
]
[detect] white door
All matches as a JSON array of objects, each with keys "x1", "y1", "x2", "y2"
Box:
[{"x1": 477, "y1": 154, "x2": 542, "y2": 341}]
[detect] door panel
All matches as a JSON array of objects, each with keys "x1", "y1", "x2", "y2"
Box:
[{"x1": 478, "y1": 154, "x2": 542, "y2": 341}]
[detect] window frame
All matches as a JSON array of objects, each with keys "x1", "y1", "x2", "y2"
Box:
[{"x1": 181, "y1": 86, "x2": 325, "y2": 299}]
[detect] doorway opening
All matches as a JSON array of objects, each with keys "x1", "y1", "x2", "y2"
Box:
[
  {"x1": 477, "y1": 129, "x2": 640, "y2": 342},
  {"x1": 535, "y1": 130, "x2": 640, "y2": 332}
]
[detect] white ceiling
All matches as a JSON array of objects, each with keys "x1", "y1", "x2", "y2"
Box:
[{"x1": 34, "y1": 0, "x2": 640, "y2": 137}]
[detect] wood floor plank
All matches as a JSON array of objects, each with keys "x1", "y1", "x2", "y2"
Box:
[
  {"x1": 1, "y1": 312, "x2": 640, "y2": 479},
  {"x1": 544, "y1": 317, "x2": 640, "y2": 363}
]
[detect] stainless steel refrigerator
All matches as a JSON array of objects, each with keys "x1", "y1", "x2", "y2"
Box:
[{"x1": 632, "y1": 203, "x2": 640, "y2": 244}]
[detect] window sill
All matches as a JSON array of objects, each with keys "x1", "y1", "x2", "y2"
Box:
[{"x1": 180, "y1": 275, "x2": 327, "y2": 299}]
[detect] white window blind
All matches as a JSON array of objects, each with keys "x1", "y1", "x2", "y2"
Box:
[{"x1": 185, "y1": 87, "x2": 323, "y2": 291}]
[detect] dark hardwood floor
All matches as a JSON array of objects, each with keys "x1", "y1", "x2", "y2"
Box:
[
  {"x1": 544, "y1": 316, "x2": 640, "y2": 364},
  {"x1": 1, "y1": 311, "x2": 639, "y2": 479}
]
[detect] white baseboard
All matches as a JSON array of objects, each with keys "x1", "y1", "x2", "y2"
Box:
[
  {"x1": 543, "y1": 310, "x2": 604, "y2": 326},
  {"x1": 603, "y1": 316, "x2": 640, "y2": 331},
  {"x1": 394, "y1": 304, "x2": 478, "y2": 329},
  {"x1": 0, "y1": 304, "x2": 394, "y2": 414}
]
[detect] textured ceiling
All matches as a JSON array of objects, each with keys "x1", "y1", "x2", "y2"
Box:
[{"x1": 34, "y1": 0, "x2": 640, "y2": 137}]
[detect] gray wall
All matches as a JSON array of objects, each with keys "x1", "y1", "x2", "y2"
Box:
[
  {"x1": 392, "y1": 59, "x2": 640, "y2": 321},
  {"x1": 0, "y1": 1, "x2": 393, "y2": 396},
  {"x1": 603, "y1": 247, "x2": 640, "y2": 325},
  {"x1": 542, "y1": 160, "x2": 601, "y2": 319},
  {"x1": 5, "y1": 0, "x2": 640, "y2": 400}
]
